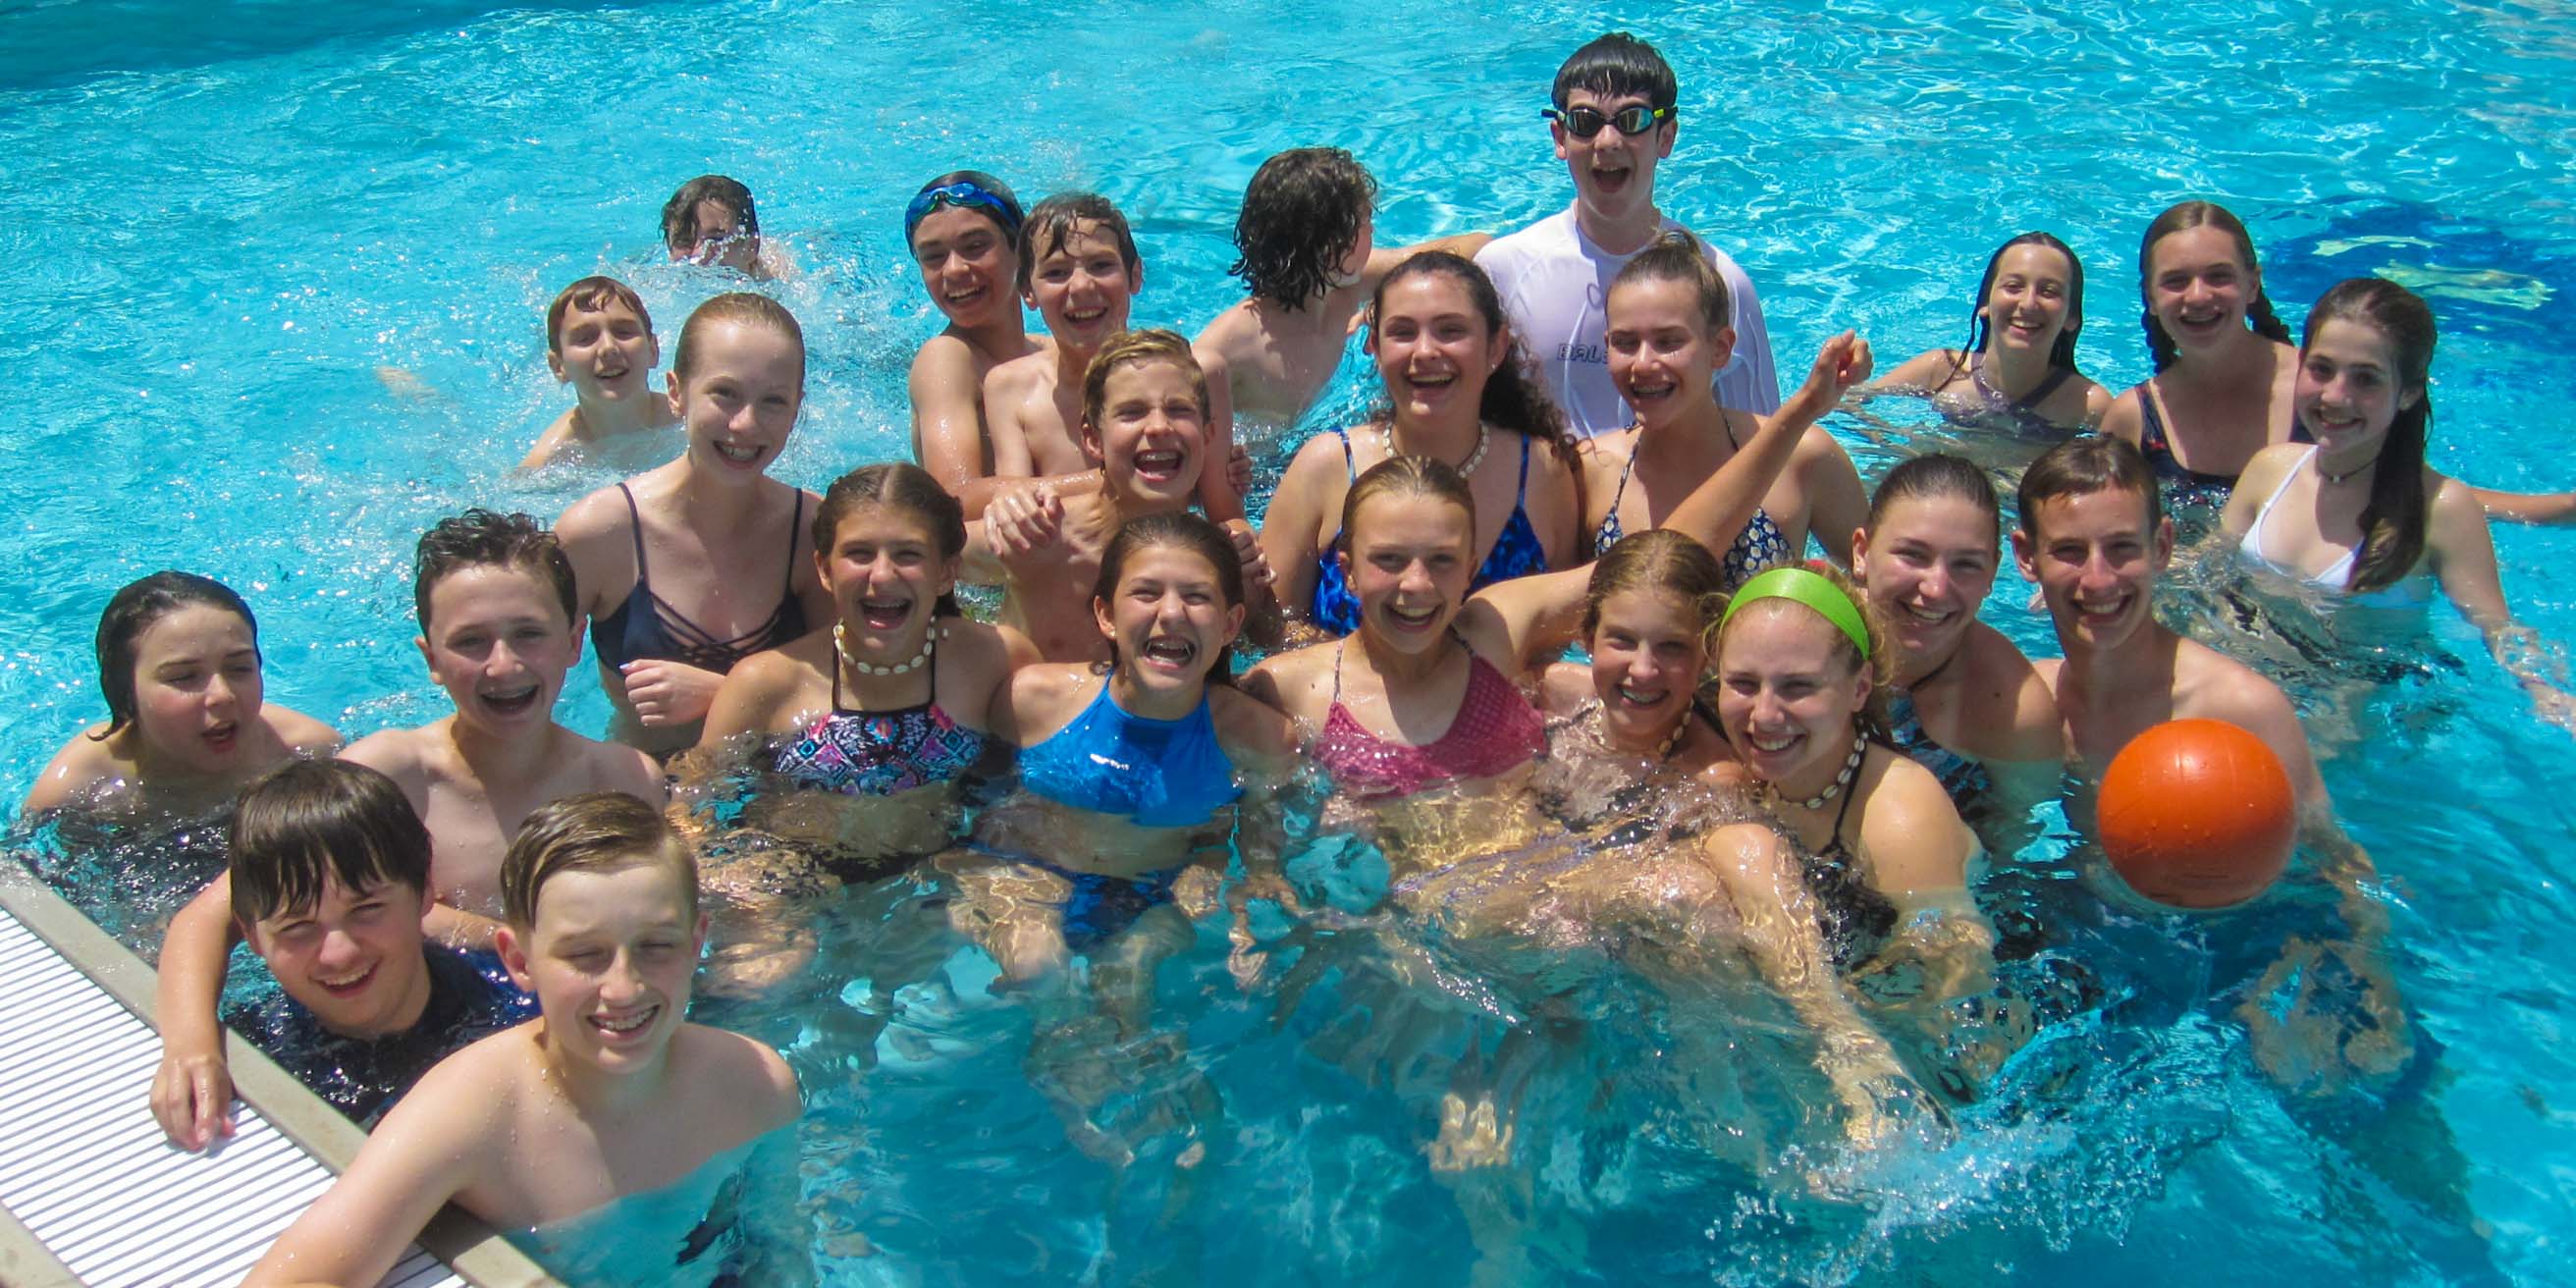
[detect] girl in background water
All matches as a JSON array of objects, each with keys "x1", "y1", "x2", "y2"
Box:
[{"x1": 1873, "y1": 231, "x2": 2113, "y2": 434}]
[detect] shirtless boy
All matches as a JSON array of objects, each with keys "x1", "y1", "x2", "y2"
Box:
[
  {"x1": 243, "y1": 792, "x2": 805, "y2": 1288},
  {"x1": 2013, "y1": 435, "x2": 2411, "y2": 1088},
  {"x1": 983, "y1": 192, "x2": 1244, "y2": 524},
  {"x1": 518, "y1": 276, "x2": 679, "y2": 470},
  {"x1": 345, "y1": 510, "x2": 664, "y2": 946},
  {"x1": 1193, "y1": 147, "x2": 1491, "y2": 436}
]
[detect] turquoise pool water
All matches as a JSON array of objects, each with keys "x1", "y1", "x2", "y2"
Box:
[{"x1": 5, "y1": 0, "x2": 2574, "y2": 1282}]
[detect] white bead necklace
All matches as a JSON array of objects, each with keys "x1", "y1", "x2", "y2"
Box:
[{"x1": 833, "y1": 620, "x2": 939, "y2": 676}]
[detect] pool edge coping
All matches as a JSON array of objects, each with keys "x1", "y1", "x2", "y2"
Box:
[{"x1": 0, "y1": 872, "x2": 561, "y2": 1288}]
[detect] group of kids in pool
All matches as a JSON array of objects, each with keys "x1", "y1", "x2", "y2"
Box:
[{"x1": 12, "y1": 28, "x2": 2565, "y2": 1285}]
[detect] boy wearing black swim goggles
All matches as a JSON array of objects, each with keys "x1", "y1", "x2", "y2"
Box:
[{"x1": 1472, "y1": 31, "x2": 1787, "y2": 436}]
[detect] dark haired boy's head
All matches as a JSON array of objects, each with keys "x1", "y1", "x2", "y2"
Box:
[
  {"x1": 1552, "y1": 31, "x2": 1678, "y2": 112},
  {"x1": 662, "y1": 175, "x2": 761, "y2": 271},
  {"x1": 1230, "y1": 148, "x2": 1377, "y2": 311},
  {"x1": 229, "y1": 759, "x2": 437, "y2": 1039},
  {"x1": 412, "y1": 510, "x2": 579, "y2": 632},
  {"x1": 1545, "y1": 33, "x2": 1681, "y2": 231}
]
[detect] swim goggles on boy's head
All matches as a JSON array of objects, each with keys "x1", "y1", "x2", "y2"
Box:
[
  {"x1": 903, "y1": 181, "x2": 1023, "y2": 242},
  {"x1": 1542, "y1": 103, "x2": 1675, "y2": 139},
  {"x1": 1721, "y1": 565, "x2": 1872, "y2": 656}
]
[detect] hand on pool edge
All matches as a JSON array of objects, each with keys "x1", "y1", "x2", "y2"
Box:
[{"x1": 150, "y1": 1041, "x2": 236, "y2": 1152}]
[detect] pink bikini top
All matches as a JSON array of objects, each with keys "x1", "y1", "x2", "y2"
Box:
[{"x1": 1314, "y1": 645, "x2": 1545, "y2": 800}]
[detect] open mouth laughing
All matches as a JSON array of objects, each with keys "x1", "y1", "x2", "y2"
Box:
[
  {"x1": 479, "y1": 680, "x2": 544, "y2": 718},
  {"x1": 1138, "y1": 634, "x2": 1199, "y2": 672},
  {"x1": 1132, "y1": 448, "x2": 1187, "y2": 483},
  {"x1": 858, "y1": 597, "x2": 913, "y2": 631}
]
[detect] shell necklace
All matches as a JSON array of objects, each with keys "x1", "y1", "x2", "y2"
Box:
[{"x1": 834, "y1": 620, "x2": 939, "y2": 676}]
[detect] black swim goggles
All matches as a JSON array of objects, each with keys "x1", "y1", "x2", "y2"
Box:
[{"x1": 1541, "y1": 103, "x2": 1675, "y2": 138}]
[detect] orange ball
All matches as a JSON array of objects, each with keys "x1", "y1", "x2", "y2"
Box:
[{"x1": 2097, "y1": 719, "x2": 2296, "y2": 910}]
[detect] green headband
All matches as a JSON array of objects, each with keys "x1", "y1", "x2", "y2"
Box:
[{"x1": 1721, "y1": 566, "x2": 1871, "y2": 656}]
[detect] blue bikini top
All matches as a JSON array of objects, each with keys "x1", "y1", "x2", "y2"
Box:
[
  {"x1": 1018, "y1": 678, "x2": 1241, "y2": 829},
  {"x1": 1309, "y1": 428, "x2": 1549, "y2": 634}
]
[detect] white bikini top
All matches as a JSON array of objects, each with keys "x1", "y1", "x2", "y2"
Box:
[{"x1": 2236, "y1": 447, "x2": 2434, "y2": 611}]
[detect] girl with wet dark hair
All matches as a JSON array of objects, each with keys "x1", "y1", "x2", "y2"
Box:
[
  {"x1": 1874, "y1": 232, "x2": 2113, "y2": 433},
  {"x1": 24, "y1": 571, "x2": 339, "y2": 816}
]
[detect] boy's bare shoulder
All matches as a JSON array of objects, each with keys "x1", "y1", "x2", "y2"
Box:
[
  {"x1": 1193, "y1": 300, "x2": 1261, "y2": 358},
  {"x1": 341, "y1": 724, "x2": 436, "y2": 786},
  {"x1": 2170, "y1": 635, "x2": 2299, "y2": 738},
  {"x1": 984, "y1": 349, "x2": 1048, "y2": 398},
  {"x1": 556, "y1": 727, "x2": 664, "y2": 801},
  {"x1": 520, "y1": 408, "x2": 581, "y2": 471},
  {"x1": 909, "y1": 330, "x2": 978, "y2": 382},
  {"x1": 397, "y1": 1021, "x2": 542, "y2": 1128},
  {"x1": 674, "y1": 1023, "x2": 801, "y2": 1131}
]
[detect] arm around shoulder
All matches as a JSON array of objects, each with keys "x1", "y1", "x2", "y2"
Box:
[{"x1": 1209, "y1": 685, "x2": 1301, "y2": 780}]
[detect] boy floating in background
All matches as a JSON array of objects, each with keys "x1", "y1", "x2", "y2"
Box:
[
  {"x1": 519, "y1": 276, "x2": 679, "y2": 470},
  {"x1": 243, "y1": 792, "x2": 808, "y2": 1287},
  {"x1": 663, "y1": 173, "x2": 793, "y2": 279},
  {"x1": 149, "y1": 759, "x2": 519, "y2": 1148}
]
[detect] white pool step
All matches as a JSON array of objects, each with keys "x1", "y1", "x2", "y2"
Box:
[{"x1": 0, "y1": 876, "x2": 554, "y2": 1287}]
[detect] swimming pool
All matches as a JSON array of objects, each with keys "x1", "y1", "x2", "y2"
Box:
[{"x1": 4, "y1": 0, "x2": 2574, "y2": 1281}]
